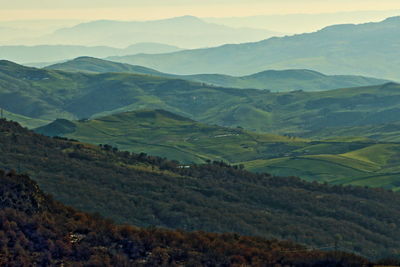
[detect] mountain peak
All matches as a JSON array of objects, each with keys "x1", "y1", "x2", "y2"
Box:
[
  {"x1": 170, "y1": 15, "x2": 202, "y2": 22},
  {"x1": 249, "y1": 69, "x2": 325, "y2": 79},
  {"x1": 35, "y1": 118, "x2": 76, "y2": 136},
  {"x1": 73, "y1": 56, "x2": 102, "y2": 62}
]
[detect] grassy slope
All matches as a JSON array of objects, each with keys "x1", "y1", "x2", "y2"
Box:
[
  {"x1": 37, "y1": 110, "x2": 400, "y2": 191},
  {"x1": 304, "y1": 122, "x2": 400, "y2": 142},
  {"x1": 244, "y1": 143, "x2": 400, "y2": 191},
  {"x1": 36, "y1": 109, "x2": 305, "y2": 164},
  {"x1": 47, "y1": 57, "x2": 388, "y2": 92},
  {"x1": 46, "y1": 56, "x2": 167, "y2": 76}
]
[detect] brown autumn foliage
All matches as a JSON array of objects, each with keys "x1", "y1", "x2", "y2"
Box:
[{"x1": 0, "y1": 170, "x2": 374, "y2": 266}]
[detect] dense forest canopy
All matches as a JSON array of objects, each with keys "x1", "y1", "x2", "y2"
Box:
[{"x1": 1, "y1": 170, "x2": 377, "y2": 266}]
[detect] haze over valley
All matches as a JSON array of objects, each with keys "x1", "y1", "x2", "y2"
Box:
[{"x1": 1, "y1": 0, "x2": 400, "y2": 264}]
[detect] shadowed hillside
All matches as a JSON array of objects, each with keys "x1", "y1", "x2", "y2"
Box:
[{"x1": 2, "y1": 170, "x2": 373, "y2": 266}]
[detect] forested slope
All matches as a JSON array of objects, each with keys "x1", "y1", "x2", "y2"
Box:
[
  {"x1": 1, "y1": 170, "x2": 374, "y2": 266},
  {"x1": 1, "y1": 119, "x2": 400, "y2": 258}
]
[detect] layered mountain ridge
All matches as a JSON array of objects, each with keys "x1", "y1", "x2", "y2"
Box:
[
  {"x1": 108, "y1": 16, "x2": 400, "y2": 80},
  {"x1": 47, "y1": 57, "x2": 388, "y2": 92}
]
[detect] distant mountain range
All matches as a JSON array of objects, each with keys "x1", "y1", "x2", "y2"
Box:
[
  {"x1": 204, "y1": 10, "x2": 400, "y2": 33},
  {"x1": 47, "y1": 57, "x2": 388, "y2": 92},
  {"x1": 0, "y1": 19, "x2": 83, "y2": 46},
  {"x1": 109, "y1": 16, "x2": 400, "y2": 80},
  {"x1": 0, "y1": 43, "x2": 182, "y2": 65},
  {"x1": 26, "y1": 16, "x2": 280, "y2": 49}
]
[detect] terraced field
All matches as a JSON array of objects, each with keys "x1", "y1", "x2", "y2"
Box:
[
  {"x1": 243, "y1": 143, "x2": 400, "y2": 191},
  {"x1": 36, "y1": 109, "x2": 305, "y2": 163}
]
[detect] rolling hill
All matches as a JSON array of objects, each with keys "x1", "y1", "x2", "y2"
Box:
[
  {"x1": 35, "y1": 109, "x2": 304, "y2": 164},
  {"x1": 46, "y1": 56, "x2": 166, "y2": 76},
  {"x1": 108, "y1": 16, "x2": 400, "y2": 81},
  {"x1": 243, "y1": 142, "x2": 400, "y2": 191},
  {"x1": 1, "y1": 60, "x2": 399, "y2": 139},
  {"x1": 47, "y1": 57, "x2": 388, "y2": 92},
  {"x1": 36, "y1": 109, "x2": 400, "y2": 191},
  {"x1": 2, "y1": 119, "x2": 400, "y2": 258}
]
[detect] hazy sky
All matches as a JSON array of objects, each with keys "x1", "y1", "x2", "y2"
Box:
[{"x1": 1, "y1": 0, "x2": 400, "y2": 21}]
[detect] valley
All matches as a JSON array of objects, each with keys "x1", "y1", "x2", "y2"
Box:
[
  {"x1": 2, "y1": 9, "x2": 400, "y2": 263},
  {"x1": 2, "y1": 60, "x2": 400, "y2": 191},
  {"x1": 2, "y1": 60, "x2": 400, "y2": 139},
  {"x1": 36, "y1": 109, "x2": 400, "y2": 191}
]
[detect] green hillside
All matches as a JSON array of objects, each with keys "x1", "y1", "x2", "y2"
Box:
[
  {"x1": 108, "y1": 16, "x2": 400, "y2": 81},
  {"x1": 47, "y1": 57, "x2": 388, "y2": 92},
  {"x1": 304, "y1": 122, "x2": 400, "y2": 142},
  {"x1": 2, "y1": 60, "x2": 400, "y2": 140},
  {"x1": 46, "y1": 56, "x2": 166, "y2": 76},
  {"x1": 36, "y1": 110, "x2": 400, "y2": 191},
  {"x1": 243, "y1": 143, "x2": 400, "y2": 191},
  {"x1": 2, "y1": 119, "x2": 400, "y2": 258},
  {"x1": 36, "y1": 109, "x2": 304, "y2": 164}
]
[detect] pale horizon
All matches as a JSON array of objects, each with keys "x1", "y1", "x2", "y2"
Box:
[{"x1": 1, "y1": 0, "x2": 400, "y2": 21}]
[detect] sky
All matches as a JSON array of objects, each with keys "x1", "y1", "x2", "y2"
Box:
[{"x1": 1, "y1": 0, "x2": 400, "y2": 21}]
